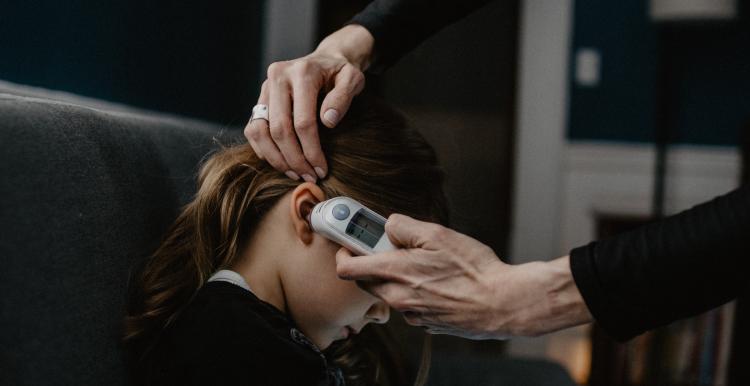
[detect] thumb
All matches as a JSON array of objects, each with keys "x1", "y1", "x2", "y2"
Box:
[
  {"x1": 385, "y1": 214, "x2": 443, "y2": 250},
  {"x1": 320, "y1": 65, "x2": 365, "y2": 128}
]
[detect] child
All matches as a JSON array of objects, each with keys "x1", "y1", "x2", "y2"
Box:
[{"x1": 124, "y1": 97, "x2": 448, "y2": 385}]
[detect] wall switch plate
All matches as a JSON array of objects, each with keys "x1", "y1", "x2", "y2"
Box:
[{"x1": 575, "y1": 48, "x2": 600, "y2": 87}]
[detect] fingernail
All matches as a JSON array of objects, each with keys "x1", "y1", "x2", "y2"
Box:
[
  {"x1": 285, "y1": 171, "x2": 300, "y2": 181},
  {"x1": 323, "y1": 109, "x2": 340, "y2": 126},
  {"x1": 314, "y1": 167, "x2": 326, "y2": 179},
  {"x1": 302, "y1": 174, "x2": 316, "y2": 183}
]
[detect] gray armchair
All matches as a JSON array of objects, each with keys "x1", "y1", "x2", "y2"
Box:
[{"x1": 0, "y1": 80, "x2": 232, "y2": 385}]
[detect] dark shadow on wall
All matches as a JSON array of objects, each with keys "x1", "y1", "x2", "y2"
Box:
[{"x1": 0, "y1": 0, "x2": 264, "y2": 125}]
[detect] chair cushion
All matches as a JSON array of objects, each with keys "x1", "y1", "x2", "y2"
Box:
[{"x1": 0, "y1": 80, "x2": 241, "y2": 385}]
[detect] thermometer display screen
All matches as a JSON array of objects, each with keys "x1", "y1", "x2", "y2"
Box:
[{"x1": 346, "y1": 209, "x2": 385, "y2": 248}]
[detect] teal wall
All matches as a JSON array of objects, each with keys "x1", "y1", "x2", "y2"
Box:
[
  {"x1": 0, "y1": 1, "x2": 265, "y2": 124},
  {"x1": 567, "y1": 1, "x2": 750, "y2": 146}
]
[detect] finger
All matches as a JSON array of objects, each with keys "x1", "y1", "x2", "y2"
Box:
[
  {"x1": 247, "y1": 119, "x2": 293, "y2": 174},
  {"x1": 291, "y1": 82, "x2": 328, "y2": 179},
  {"x1": 359, "y1": 280, "x2": 428, "y2": 314},
  {"x1": 319, "y1": 64, "x2": 365, "y2": 128},
  {"x1": 244, "y1": 81, "x2": 293, "y2": 173},
  {"x1": 336, "y1": 247, "x2": 409, "y2": 282},
  {"x1": 403, "y1": 311, "x2": 426, "y2": 326},
  {"x1": 268, "y1": 76, "x2": 317, "y2": 181},
  {"x1": 404, "y1": 313, "x2": 450, "y2": 330},
  {"x1": 245, "y1": 80, "x2": 271, "y2": 159},
  {"x1": 424, "y1": 328, "x2": 453, "y2": 336},
  {"x1": 385, "y1": 214, "x2": 448, "y2": 250}
]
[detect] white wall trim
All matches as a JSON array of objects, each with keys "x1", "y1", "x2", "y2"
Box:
[{"x1": 560, "y1": 141, "x2": 740, "y2": 251}]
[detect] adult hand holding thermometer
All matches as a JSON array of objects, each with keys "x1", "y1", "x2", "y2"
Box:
[{"x1": 326, "y1": 207, "x2": 593, "y2": 341}]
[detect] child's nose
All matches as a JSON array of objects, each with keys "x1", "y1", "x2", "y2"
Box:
[{"x1": 366, "y1": 301, "x2": 390, "y2": 324}]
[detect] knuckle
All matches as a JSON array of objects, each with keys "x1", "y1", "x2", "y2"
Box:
[
  {"x1": 384, "y1": 214, "x2": 402, "y2": 233},
  {"x1": 266, "y1": 61, "x2": 287, "y2": 79},
  {"x1": 293, "y1": 118, "x2": 317, "y2": 133},
  {"x1": 269, "y1": 122, "x2": 291, "y2": 141},
  {"x1": 389, "y1": 298, "x2": 406, "y2": 311},
  {"x1": 335, "y1": 264, "x2": 351, "y2": 279},
  {"x1": 387, "y1": 213, "x2": 403, "y2": 225},
  {"x1": 342, "y1": 65, "x2": 365, "y2": 87},
  {"x1": 244, "y1": 125, "x2": 262, "y2": 142},
  {"x1": 291, "y1": 60, "x2": 312, "y2": 74},
  {"x1": 302, "y1": 147, "x2": 323, "y2": 164},
  {"x1": 427, "y1": 224, "x2": 448, "y2": 241},
  {"x1": 351, "y1": 69, "x2": 365, "y2": 86}
]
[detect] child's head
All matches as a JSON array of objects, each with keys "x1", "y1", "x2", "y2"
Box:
[{"x1": 125, "y1": 95, "x2": 448, "y2": 364}]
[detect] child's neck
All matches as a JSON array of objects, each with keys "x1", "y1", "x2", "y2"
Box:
[{"x1": 231, "y1": 219, "x2": 290, "y2": 315}]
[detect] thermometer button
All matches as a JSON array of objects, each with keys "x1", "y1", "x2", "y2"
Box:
[{"x1": 332, "y1": 204, "x2": 350, "y2": 220}]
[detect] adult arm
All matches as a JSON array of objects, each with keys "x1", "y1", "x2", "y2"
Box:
[
  {"x1": 349, "y1": 0, "x2": 494, "y2": 72},
  {"x1": 571, "y1": 185, "x2": 750, "y2": 341}
]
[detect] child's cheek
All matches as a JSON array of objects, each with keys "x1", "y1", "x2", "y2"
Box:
[{"x1": 337, "y1": 280, "x2": 374, "y2": 316}]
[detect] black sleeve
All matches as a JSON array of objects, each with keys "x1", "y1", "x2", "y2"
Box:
[
  {"x1": 348, "y1": 0, "x2": 494, "y2": 72},
  {"x1": 570, "y1": 185, "x2": 749, "y2": 342}
]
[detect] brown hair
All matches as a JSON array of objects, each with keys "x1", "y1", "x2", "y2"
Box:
[{"x1": 124, "y1": 96, "x2": 448, "y2": 384}]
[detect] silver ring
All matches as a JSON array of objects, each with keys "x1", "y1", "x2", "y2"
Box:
[{"x1": 250, "y1": 104, "x2": 269, "y2": 122}]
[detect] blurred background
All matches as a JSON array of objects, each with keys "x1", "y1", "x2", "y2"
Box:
[{"x1": 1, "y1": 0, "x2": 748, "y2": 385}]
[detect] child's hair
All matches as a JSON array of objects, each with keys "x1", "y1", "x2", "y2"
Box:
[{"x1": 124, "y1": 96, "x2": 449, "y2": 385}]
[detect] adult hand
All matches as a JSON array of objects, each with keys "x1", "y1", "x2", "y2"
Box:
[
  {"x1": 245, "y1": 24, "x2": 374, "y2": 182},
  {"x1": 335, "y1": 214, "x2": 593, "y2": 340}
]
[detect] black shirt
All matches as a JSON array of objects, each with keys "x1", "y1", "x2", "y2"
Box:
[
  {"x1": 571, "y1": 185, "x2": 749, "y2": 341},
  {"x1": 143, "y1": 281, "x2": 344, "y2": 386},
  {"x1": 349, "y1": 0, "x2": 493, "y2": 72},
  {"x1": 350, "y1": 0, "x2": 750, "y2": 342}
]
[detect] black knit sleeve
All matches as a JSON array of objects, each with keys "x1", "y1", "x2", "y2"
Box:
[
  {"x1": 570, "y1": 185, "x2": 749, "y2": 342},
  {"x1": 348, "y1": 0, "x2": 494, "y2": 73}
]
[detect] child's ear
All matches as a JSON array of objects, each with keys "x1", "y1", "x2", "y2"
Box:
[{"x1": 290, "y1": 182, "x2": 326, "y2": 245}]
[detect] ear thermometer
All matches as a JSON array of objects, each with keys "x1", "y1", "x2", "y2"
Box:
[{"x1": 309, "y1": 196, "x2": 396, "y2": 256}]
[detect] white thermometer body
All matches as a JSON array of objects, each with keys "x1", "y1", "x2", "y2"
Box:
[{"x1": 309, "y1": 197, "x2": 396, "y2": 256}]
